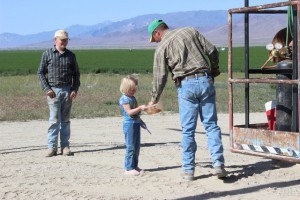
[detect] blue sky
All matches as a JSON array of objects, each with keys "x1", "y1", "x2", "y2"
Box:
[{"x1": 0, "y1": 0, "x2": 285, "y2": 35}]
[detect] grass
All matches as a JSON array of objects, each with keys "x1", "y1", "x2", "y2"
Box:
[
  {"x1": 0, "y1": 47, "x2": 275, "y2": 121},
  {"x1": 0, "y1": 49, "x2": 155, "y2": 75},
  {"x1": 75, "y1": 49, "x2": 155, "y2": 74},
  {"x1": 0, "y1": 73, "x2": 275, "y2": 121},
  {"x1": 0, "y1": 47, "x2": 270, "y2": 75}
]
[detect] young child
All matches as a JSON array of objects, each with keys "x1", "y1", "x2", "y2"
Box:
[{"x1": 119, "y1": 75, "x2": 148, "y2": 176}]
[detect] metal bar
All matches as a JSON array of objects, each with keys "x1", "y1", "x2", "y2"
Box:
[
  {"x1": 249, "y1": 68, "x2": 293, "y2": 74},
  {"x1": 297, "y1": 2, "x2": 300, "y2": 145},
  {"x1": 228, "y1": 11, "x2": 234, "y2": 148},
  {"x1": 245, "y1": 0, "x2": 250, "y2": 128},
  {"x1": 233, "y1": 10, "x2": 287, "y2": 14},
  {"x1": 231, "y1": 148, "x2": 300, "y2": 163},
  {"x1": 229, "y1": 1, "x2": 299, "y2": 14},
  {"x1": 229, "y1": 78, "x2": 299, "y2": 84},
  {"x1": 292, "y1": 3, "x2": 299, "y2": 132}
]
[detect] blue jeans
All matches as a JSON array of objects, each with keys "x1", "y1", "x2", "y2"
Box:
[
  {"x1": 178, "y1": 76, "x2": 224, "y2": 173},
  {"x1": 47, "y1": 86, "x2": 72, "y2": 149},
  {"x1": 123, "y1": 122, "x2": 141, "y2": 170}
]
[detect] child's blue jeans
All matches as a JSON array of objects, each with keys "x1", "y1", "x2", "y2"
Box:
[{"x1": 123, "y1": 122, "x2": 141, "y2": 170}]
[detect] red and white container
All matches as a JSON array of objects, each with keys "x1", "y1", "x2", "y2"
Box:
[{"x1": 265, "y1": 100, "x2": 276, "y2": 130}]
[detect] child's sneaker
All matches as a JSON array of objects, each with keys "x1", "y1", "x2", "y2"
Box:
[
  {"x1": 124, "y1": 169, "x2": 140, "y2": 176},
  {"x1": 136, "y1": 167, "x2": 144, "y2": 175}
]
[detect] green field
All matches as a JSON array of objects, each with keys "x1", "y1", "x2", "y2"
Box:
[
  {"x1": 0, "y1": 47, "x2": 270, "y2": 75},
  {"x1": 0, "y1": 47, "x2": 275, "y2": 121}
]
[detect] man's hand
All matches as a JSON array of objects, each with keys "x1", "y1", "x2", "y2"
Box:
[
  {"x1": 145, "y1": 101, "x2": 163, "y2": 115},
  {"x1": 148, "y1": 101, "x2": 156, "y2": 107},
  {"x1": 46, "y1": 90, "x2": 56, "y2": 98},
  {"x1": 70, "y1": 91, "x2": 77, "y2": 100}
]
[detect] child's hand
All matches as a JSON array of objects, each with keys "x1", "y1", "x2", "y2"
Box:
[{"x1": 139, "y1": 105, "x2": 148, "y2": 111}]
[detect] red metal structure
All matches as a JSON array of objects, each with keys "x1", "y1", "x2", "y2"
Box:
[{"x1": 228, "y1": 0, "x2": 300, "y2": 163}]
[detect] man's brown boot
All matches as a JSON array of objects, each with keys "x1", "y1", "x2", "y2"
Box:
[
  {"x1": 45, "y1": 149, "x2": 57, "y2": 157},
  {"x1": 62, "y1": 147, "x2": 72, "y2": 156}
]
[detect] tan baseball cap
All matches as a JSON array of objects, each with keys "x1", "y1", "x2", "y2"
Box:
[{"x1": 54, "y1": 30, "x2": 69, "y2": 39}]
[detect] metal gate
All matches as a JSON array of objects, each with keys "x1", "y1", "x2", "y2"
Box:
[{"x1": 228, "y1": 0, "x2": 300, "y2": 163}]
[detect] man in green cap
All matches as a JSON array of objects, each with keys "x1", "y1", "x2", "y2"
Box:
[{"x1": 147, "y1": 19, "x2": 227, "y2": 180}]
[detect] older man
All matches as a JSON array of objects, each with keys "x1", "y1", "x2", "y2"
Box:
[{"x1": 38, "y1": 30, "x2": 80, "y2": 157}]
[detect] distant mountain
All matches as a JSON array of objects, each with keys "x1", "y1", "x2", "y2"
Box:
[
  {"x1": 205, "y1": 14, "x2": 287, "y2": 46},
  {"x1": 0, "y1": 10, "x2": 287, "y2": 49}
]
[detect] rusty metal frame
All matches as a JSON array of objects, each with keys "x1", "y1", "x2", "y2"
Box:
[{"x1": 228, "y1": 1, "x2": 300, "y2": 163}]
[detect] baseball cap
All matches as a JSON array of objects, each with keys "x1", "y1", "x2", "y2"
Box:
[
  {"x1": 148, "y1": 19, "x2": 165, "y2": 42},
  {"x1": 54, "y1": 30, "x2": 69, "y2": 40}
]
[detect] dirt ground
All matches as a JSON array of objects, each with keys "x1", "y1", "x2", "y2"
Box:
[{"x1": 0, "y1": 112, "x2": 299, "y2": 200}]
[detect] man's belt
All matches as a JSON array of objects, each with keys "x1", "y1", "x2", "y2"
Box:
[
  {"x1": 174, "y1": 71, "x2": 209, "y2": 87},
  {"x1": 49, "y1": 82, "x2": 69, "y2": 87},
  {"x1": 184, "y1": 72, "x2": 207, "y2": 80}
]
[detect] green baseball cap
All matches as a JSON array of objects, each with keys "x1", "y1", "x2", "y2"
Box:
[{"x1": 148, "y1": 19, "x2": 165, "y2": 42}]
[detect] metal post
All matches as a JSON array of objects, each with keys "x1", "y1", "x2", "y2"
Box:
[
  {"x1": 244, "y1": 0, "x2": 250, "y2": 128},
  {"x1": 228, "y1": 10, "x2": 233, "y2": 147},
  {"x1": 297, "y1": 2, "x2": 300, "y2": 149},
  {"x1": 292, "y1": 2, "x2": 299, "y2": 132}
]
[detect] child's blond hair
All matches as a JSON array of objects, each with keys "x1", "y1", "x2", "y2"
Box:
[{"x1": 120, "y1": 75, "x2": 138, "y2": 95}]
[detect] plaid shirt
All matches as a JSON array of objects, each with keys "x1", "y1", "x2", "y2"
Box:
[
  {"x1": 151, "y1": 27, "x2": 219, "y2": 102},
  {"x1": 37, "y1": 46, "x2": 80, "y2": 92}
]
